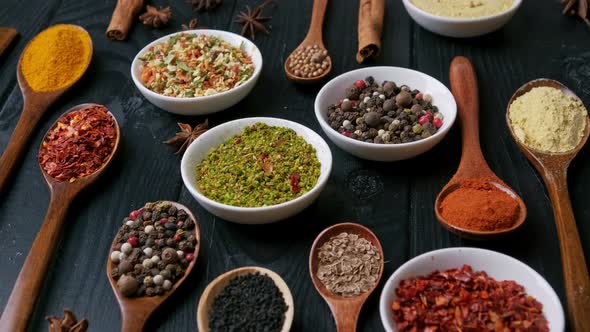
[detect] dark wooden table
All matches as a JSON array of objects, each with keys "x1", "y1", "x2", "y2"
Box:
[{"x1": 1, "y1": 0, "x2": 589, "y2": 331}]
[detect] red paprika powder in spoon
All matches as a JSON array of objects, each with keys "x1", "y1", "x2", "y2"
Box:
[{"x1": 440, "y1": 179, "x2": 520, "y2": 232}]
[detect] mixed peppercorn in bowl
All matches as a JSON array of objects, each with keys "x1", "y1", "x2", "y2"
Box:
[
  {"x1": 131, "y1": 29, "x2": 262, "y2": 115},
  {"x1": 315, "y1": 67, "x2": 457, "y2": 161}
]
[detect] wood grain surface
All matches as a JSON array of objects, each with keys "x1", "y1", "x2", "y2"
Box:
[{"x1": 0, "y1": 0, "x2": 589, "y2": 331}]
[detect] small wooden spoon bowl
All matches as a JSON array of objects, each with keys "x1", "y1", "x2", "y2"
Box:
[
  {"x1": 196, "y1": 266, "x2": 294, "y2": 332},
  {"x1": 0, "y1": 103, "x2": 118, "y2": 332},
  {"x1": 284, "y1": 0, "x2": 332, "y2": 83},
  {"x1": 309, "y1": 222, "x2": 384, "y2": 332},
  {"x1": 106, "y1": 201, "x2": 201, "y2": 332},
  {"x1": 435, "y1": 179, "x2": 527, "y2": 240},
  {"x1": 0, "y1": 24, "x2": 92, "y2": 194},
  {"x1": 506, "y1": 79, "x2": 590, "y2": 331}
]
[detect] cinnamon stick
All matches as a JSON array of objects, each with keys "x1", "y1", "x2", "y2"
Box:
[
  {"x1": 356, "y1": 0, "x2": 384, "y2": 63},
  {"x1": 106, "y1": 0, "x2": 145, "y2": 40},
  {"x1": 0, "y1": 27, "x2": 18, "y2": 57}
]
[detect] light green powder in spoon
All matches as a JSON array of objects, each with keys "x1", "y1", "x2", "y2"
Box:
[{"x1": 509, "y1": 86, "x2": 587, "y2": 153}]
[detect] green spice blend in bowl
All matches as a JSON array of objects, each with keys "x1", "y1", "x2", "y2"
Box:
[{"x1": 195, "y1": 123, "x2": 321, "y2": 207}]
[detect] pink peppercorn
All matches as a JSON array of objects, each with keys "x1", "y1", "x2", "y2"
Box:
[
  {"x1": 185, "y1": 253, "x2": 194, "y2": 261},
  {"x1": 416, "y1": 93, "x2": 423, "y2": 100},
  {"x1": 173, "y1": 234, "x2": 182, "y2": 242},
  {"x1": 177, "y1": 221, "x2": 184, "y2": 228},
  {"x1": 354, "y1": 80, "x2": 366, "y2": 89},
  {"x1": 433, "y1": 118, "x2": 443, "y2": 128},
  {"x1": 129, "y1": 210, "x2": 141, "y2": 220},
  {"x1": 160, "y1": 218, "x2": 168, "y2": 223},
  {"x1": 418, "y1": 115, "x2": 430, "y2": 125},
  {"x1": 342, "y1": 131, "x2": 352, "y2": 137},
  {"x1": 127, "y1": 236, "x2": 138, "y2": 247}
]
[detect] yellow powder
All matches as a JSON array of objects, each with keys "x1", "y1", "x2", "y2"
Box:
[
  {"x1": 411, "y1": 0, "x2": 514, "y2": 18},
  {"x1": 508, "y1": 87, "x2": 587, "y2": 153},
  {"x1": 20, "y1": 24, "x2": 92, "y2": 92}
]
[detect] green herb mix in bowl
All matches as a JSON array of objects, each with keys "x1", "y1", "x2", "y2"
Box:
[
  {"x1": 195, "y1": 123, "x2": 321, "y2": 207},
  {"x1": 138, "y1": 33, "x2": 255, "y2": 98}
]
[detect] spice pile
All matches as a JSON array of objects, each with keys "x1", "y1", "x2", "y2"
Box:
[
  {"x1": 439, "y1": 179, "x2": 520, "y2": 232},
  {"x1": 109, "y1": 202, "x2": 198, "y2": 297},
  {"x1": 21, "y1": 24, "x2": 91, "y2": 92},
  {"x1": 316, "y1": 232, "x2": 381, "y2": 297},
  {"x1": 509, "y1": 86, "x2": 587, "y2": 153},
  {"x1": 196, "y1": 123, "x2": 321, "y2": 207},
  {"x1": 209, "y1": 272, "x2": 288, "y2": 332},
  {"x1": 391, "y1": 265, "x2": 549, "y2": 331},
  {"x1": 327, "y1": 77, "x2": 443, "y2": 144},
  {"x1": 139, "y1": 34, "x2": 254, "y2": 97},
  {"x1": 287, "y1": 44, "x2": 330, "y2": 78},
  {"x1": 38, "y1": 105, "x2": 117, "y2": 183}
]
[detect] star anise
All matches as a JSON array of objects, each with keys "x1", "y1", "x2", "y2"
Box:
[
  {"x1": 46, "y1": 309, "x2": 88, "y2": 332},
  {"x1": 188, "y1": 0, "x2": 222, "y2": 12},
  {"x1": 235, "y1": 0, "x2": 275, "y2": 40},
  {"x1": 182, "y1": 18, "x2": 207, "y2": 30},
  {"x1": 561, "y1": 0, "x2": 590, "y2": 26},
  {"x1": 163, "y1": 120, "x2": 209, "y2": 154},
  {"x1": 139, "y1": 5, "x2": 172, "y2": 28}
]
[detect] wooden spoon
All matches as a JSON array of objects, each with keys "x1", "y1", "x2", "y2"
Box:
[
  {"x1": 0, "y1": 24, "x2": 92, "y2": 194},
  {"x1": 107, "y1": 201, "x2": 201, "y2": 332},
  {"x1": 0, "y1": 103, "x2": 119, "y2": 332},
  {"x1": 284, "y1": 0, "x2": 332, "y2": 83},
  {"x1": 309, "y1": 222, "x2": 384, "y2": 332},
  {"x1": 196, "y1": 266, "x2": 294, "y2": 332},
  {"x1": 506, "y1": 79, "x2": 590, "y2": 332},
  {"x1": 434, "y1": 56, "x2": 527, "y2": 240}
]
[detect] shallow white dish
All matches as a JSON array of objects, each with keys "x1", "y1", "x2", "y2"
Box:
[
  {"x1": 379, "y1": 247, "x2": 565, "y2": 332},
  {"x1": 181, "y1": 117, "x2": 332, "y2": 224},
  {"x1": 315, "y1": 66, "x2": 456, "y2": 161},
  {"x1": 131, "y1": 29, "x2": 263, "y2": 115},
  {"x1": 402, "y1": 0, "x2": 522, "y2": 38}
]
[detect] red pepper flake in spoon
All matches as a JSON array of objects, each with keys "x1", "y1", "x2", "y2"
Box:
[
  {"x1": 38, "y1": 105, "x2": 117, "y2": 183},
  {"x1": 391, "y1": 265, "x2": 549, "y2": 332}
]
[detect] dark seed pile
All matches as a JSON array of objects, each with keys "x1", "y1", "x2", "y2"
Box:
[
  {"x1": 209, "y1": 272, "x2": 288, "y2": 332},
  {"x1": 109, "y1": 201, "x2": 198, "y2": 297},
  {"x1": 326, "y1": 76, "x2": 444, "y2": 144}
]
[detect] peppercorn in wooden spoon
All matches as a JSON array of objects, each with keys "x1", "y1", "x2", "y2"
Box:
[
  {"x1": 506, "y1": 79, "x2": 590, "y2": 332},
  {"x1": 284, "y1": 0, "x2": 332, "y2": 83},
  {"x1": 106, "y1": 201, "x2": 201, "y2": 332},
  {"x1": 434, "y1": 56, "x2": 527, "y2": 240},
  {"x1": 0, "y1": 24, "x2": 92, "y2": 194},
  {"x1": 0, "y1": 104, "x2": 119, "y2": 332}
]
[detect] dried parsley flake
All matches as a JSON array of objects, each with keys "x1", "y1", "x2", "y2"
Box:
[{"x1": 196, "y1": 123, "x2": 321, "y2": 207}]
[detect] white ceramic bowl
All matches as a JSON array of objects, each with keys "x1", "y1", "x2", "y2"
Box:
[
  {"x1": 315, "y1": 67, "x2": 456, "y2": 161},
  {"x1": 131, "y1": 29, "x2": 263, "y2": 115},
  {"x1": 181, "y1": 117, "x2": 332, "y2": 224},
  {"x1": 379, "y1": 247, "x2": 565, "y2": 332},
  {"x1": 402, "y1": 0, "x2": 522, "y2": 38}
]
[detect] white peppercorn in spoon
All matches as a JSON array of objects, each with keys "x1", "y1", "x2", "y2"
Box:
[
  {"x1": 309, "y1": 222, "x2": 384, "y2": 332},
  {"x1": 284, "y1": 0, "x2": 332, "y2": 83},
  {"x1": 106, "y1": 201, "x2": 201, "y2": 332}
]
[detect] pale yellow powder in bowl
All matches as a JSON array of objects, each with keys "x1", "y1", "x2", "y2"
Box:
[
  {"x1": 411, "y1": 0, "x2": 514, "y2": 18},
  {"x1": 508, "y1": 87, "x2": 587, "y2": 153}
]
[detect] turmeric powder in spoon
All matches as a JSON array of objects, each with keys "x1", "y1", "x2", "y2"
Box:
[{"x1": 20, "y1": 24, "x2": 91, "y2": 92}]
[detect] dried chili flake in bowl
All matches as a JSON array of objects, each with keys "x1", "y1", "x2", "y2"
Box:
[
  {"x1": 38, "y1": 105, "x2": 117, "y2": 183},
  {"x1": 391, "y1": 265, "x2": 549, "y2": 332}
]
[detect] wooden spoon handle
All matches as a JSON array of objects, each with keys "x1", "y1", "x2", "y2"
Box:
[
  {"x1": 0, "y1": 100, "x2": 48, "y2": 193},
  {"x1": 305, "y1": 0, "x2": 328, "y2": 43},
  {"x1": 329, "y1": 301, "x2": 361, "y2": 332},
  {"x1": 449, "y1": 56, "x2": 490, "y2": 178},
  {"x1": 543, "y1": 169, "x2": 590, "y2": 332},
  {"x1": 120, "y1": 312, "x2": 148, "y2": 332},
  {"x1": 0, "y1": 190, "x2": 74, "y2": 332}
]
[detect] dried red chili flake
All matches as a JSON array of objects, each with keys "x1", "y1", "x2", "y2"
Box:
[
  {"x1": 38, "y1": 105, "x2": 117, "y2": 183},
  {"x1": 289, "y1": 172, "x2": 300, "y2": 193},
  {"x1": 391, "y1": 265, "x2": 549, "y2": 332}
]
